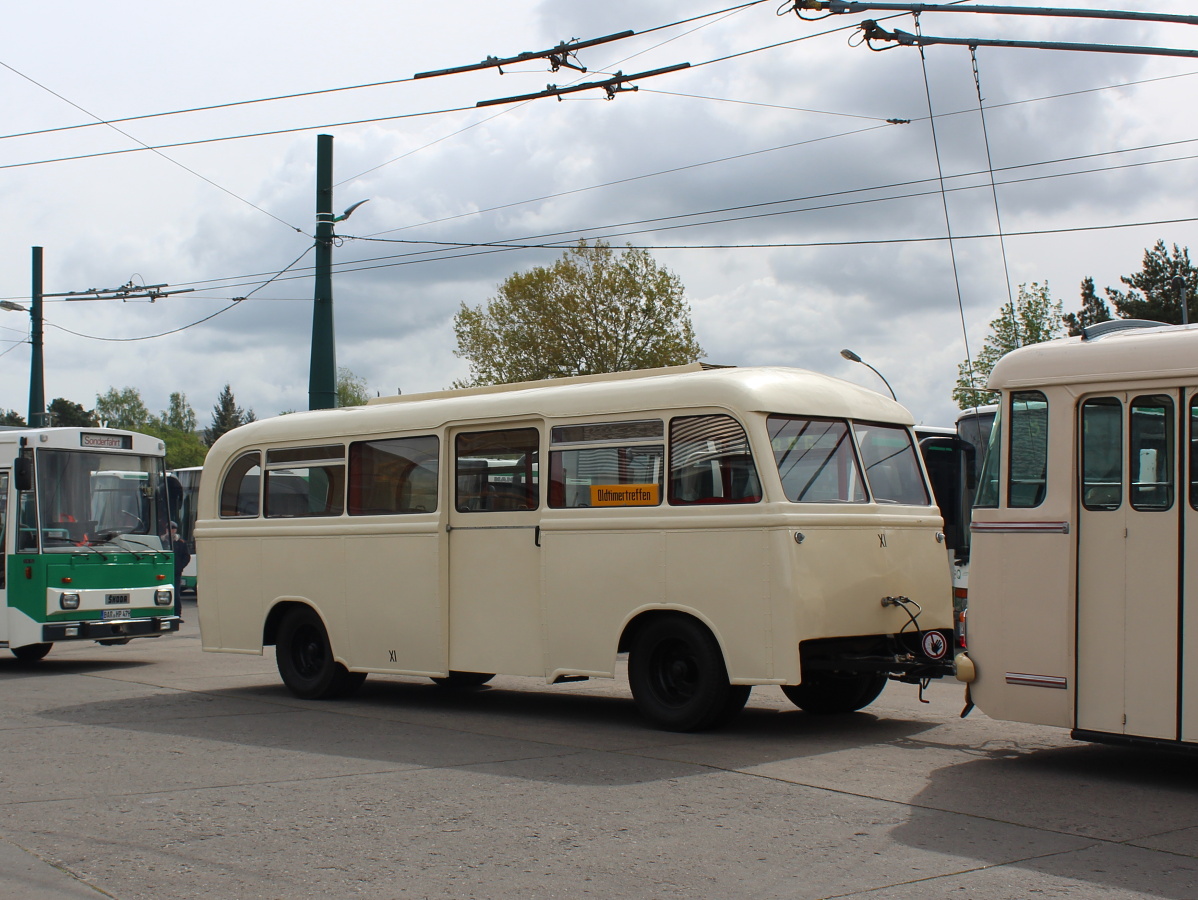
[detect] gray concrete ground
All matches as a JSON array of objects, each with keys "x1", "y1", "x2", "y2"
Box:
[{"x1": 1, "y1": 596, "x2": 1196, "y2": 899}]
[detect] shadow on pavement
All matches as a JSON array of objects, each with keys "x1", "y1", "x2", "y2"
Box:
[
  {"x1": 0, "y1": 657, "x2": 152, "y2": 679},
  {"x1": 890, "y1": 739, "x2": 1198, "y2": 899},
  {"x1": 38, "y1": 675, "x2": 944, "y2": 787}
]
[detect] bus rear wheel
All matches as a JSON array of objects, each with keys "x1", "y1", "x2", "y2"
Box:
[
  {"x1": 628, "y1": 615, "x2": 749, "y2": 732},
  {"x1": 275, "y1": 608, "x2": 365, "y2": 700},
  {"x1": 782, "y1": 672, "x2": 887, "y2": 714},
  {"x1": 431, "y1": 671, "x2": 494, "y2": 688},
  {"x1": 11, "y1": 643, "x2": 52, "y2": 662}
]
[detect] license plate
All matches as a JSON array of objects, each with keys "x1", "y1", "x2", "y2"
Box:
[{"x1": 102, "y1": 609, "x2": 131, "y2": 620}]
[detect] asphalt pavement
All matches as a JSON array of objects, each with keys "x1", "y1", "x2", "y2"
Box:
[{"x1": 1, "y1": 596, "x2": 1196, "y2": 900}]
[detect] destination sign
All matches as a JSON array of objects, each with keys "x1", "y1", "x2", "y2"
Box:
[{"x1": 589, "y1": 484, "x2": 660, "y2": 507}]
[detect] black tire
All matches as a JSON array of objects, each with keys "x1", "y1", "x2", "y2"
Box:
[
  {"x1": 11, "y1": 643, "x2": 52, "y2": 662},
  {"x1": 430, "y1": 671, "x2": 495, "y2": 688},
  {"x1": 781, "y1": 672, "x2": 887, "y2": 714},
  {"x1": 275, "y1": 607, "x2": 366, "y2": 699},
  {"x1": 628, "y1": 615, "x2": 748, "y2": 732}
]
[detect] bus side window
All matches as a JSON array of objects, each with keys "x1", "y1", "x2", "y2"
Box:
[
  {"x1": 1130, "y1": 395, "x2": 1174, "y2": 511},
  {"x1": 669, "y1": 415, "x2": 761, "y2": 505},
  {"x1": 220, "y1": 452, "x2": 261, "y2": 518},
  {"x1": 349, "y1": 436, "x2": 439, "y2": 515},
  {"x1": 1008, "y1": 391, "x2": 1049, "y2": 509},
  {"x1": 1081, "y1": 397, "x2": 1122, "y2": 510},
  {"x1": 263, "y1": 446, "x2": 346, "y2": 518},
  {"x1": 455, "y1": 428, "x2": 540, "y2": 513},
  {"x1": 548, "y1": 445, "x2": 663, "y2": 508}
]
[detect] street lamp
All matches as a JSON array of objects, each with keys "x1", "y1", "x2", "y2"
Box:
[{"x1": 840, "y1": 348, "x2": 897, "y2": 401}]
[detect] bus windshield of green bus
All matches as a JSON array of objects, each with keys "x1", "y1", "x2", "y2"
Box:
[{"x1": 31, "y1": 450, "x2": 169, "y2": 553}]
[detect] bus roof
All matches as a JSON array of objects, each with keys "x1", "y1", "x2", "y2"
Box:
[
  {"x1": 0, "y1": 426, "x2": 165, "y2": 455},
  {"x1": 988, "y1": 323, "x2": 1198, "y2": 391},
  {"x1": 208, "y1": 364, "x2": 915, "y2": 459}
]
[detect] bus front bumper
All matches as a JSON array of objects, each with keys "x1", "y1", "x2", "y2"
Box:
[{"x1": 42, "y1": 615, "x2": 182, "y2": 643}]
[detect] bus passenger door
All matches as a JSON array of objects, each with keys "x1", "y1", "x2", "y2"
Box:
[
  {"x1": 446, "y1": 425, "x2": 544, "y2": 677},
  {"x1": 1077, "y1": 394, "x2": 1180, "y2": 740},
  {"x1": 1183, "y1": 393, "x2": 1198, "y2": 743},
  {"x1": 0, "y1": 472, "x2": 7, "y2": 642}
]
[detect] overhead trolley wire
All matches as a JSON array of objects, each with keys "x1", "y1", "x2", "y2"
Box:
[
  {"x1": 2, "y1": 1, "x2": 769, "y2": 147},
  {"x1": 914, "y1": 13, "x2": 975, "y2": 389},
  {"x1": 0, "y1": 60, "x2": 307, "y2": 234}
]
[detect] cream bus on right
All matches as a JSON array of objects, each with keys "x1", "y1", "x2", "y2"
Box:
[{"x1": 958, "y1": 320, "x2": 1198, "y2": 750}]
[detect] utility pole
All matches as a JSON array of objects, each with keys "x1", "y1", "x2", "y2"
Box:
[
  {"x1": 29, "y1": 247, "x2": 46, "y2": 427},
  {"x1": 309, "y1": 134, "x2": 337, "y2": 411}
]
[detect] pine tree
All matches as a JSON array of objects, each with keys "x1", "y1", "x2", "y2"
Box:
[
  {"x1": 1062, "y1": 277, "x2": 1112, "y2": 336},
  {"x1": 204, "y1": 385, "x2": 254, "y2": 446},
  {"x1": 1106, "y1": 240, "x2": 1197, "y2": 324}
]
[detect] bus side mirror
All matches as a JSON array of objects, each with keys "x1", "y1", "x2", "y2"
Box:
[{"x1": 14, "y1": 457, "x2": 32, "y2": 493}]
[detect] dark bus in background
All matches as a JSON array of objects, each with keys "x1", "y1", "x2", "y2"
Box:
[{"x1": 916, "y1": 406, "x2": 997, "y2": 644}]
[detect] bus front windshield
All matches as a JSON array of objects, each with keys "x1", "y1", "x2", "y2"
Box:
[{"x1": 34, "y1": 450, "x2": 169, "y2": 553}]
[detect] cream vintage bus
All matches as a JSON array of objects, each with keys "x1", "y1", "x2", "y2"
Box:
[
  {"x1": 197, "y1": 364, "x2": 953, "y2": 731},
  {"x1": 958, "y1": 321, "x2": 1198, "y2": 750}
]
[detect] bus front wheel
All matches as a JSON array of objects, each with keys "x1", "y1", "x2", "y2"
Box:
[
  {"x1": 275, "y1": 608, "x2": 366, "y2": 700},
  {"x1": 11, "y1": 643, "x2": 52, "y2": 662},
  {"x1": 628, "y1": 615, "x2": 750, "y2": 732},
  {"x1": 782, "y1": 672, "x2": 887, "y2": 714}
]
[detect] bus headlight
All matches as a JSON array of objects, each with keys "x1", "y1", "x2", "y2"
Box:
[
  {"x1": 60, "y1": 592, "x2": 81, "y2": 610},
  {"x1": 155, "y1": 589, "x2": 173, "y2": 607}
]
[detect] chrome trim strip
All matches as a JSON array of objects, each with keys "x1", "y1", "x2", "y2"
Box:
[
  {"x1": 971, "y1": 521, "x2": 1070, "y2": 535},
  {"x1": 446, "y1": 524, "x2": 538, "y2": 532},
  {"x1": 1006, "y1": 672, "x2": 1068, "y2": 689}
]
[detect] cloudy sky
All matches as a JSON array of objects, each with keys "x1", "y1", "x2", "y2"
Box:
[{"x1": 3, "y1": 1, "x2": 1196, "y2": 429}]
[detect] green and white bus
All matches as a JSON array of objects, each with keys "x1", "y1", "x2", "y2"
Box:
[{"x1": 0, "y1": 426, "x2": 181, "y2": 661}]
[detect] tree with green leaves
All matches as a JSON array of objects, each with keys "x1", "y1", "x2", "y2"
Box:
[
  {"x1": 204, "y1": 384, "x2": 255, "y2": 447},
  {"x1": 954, "y1": 282, "x2": 1064, "y2": 410},
  {"x1": 48, "y1": 398, "x2": 96, "y2": 427},
  {"x1": 1064, "y1": 240, "x2": 1197, "y2": 333},
  {"x1": 146, "y1": 392, "x2": 206, "y2": 468},
  {"x1": 0, "y1": 410, "x2": 25, "y2": 426},
  {"x1": 95, "y1": 387, "x2": 151, "y2": 431},
  {"x1": 453, "y1": 240, "x2": 704, "y2": 387},
  {"x1": 336, "y1": 367, "x2": 370, "y2": 407}
]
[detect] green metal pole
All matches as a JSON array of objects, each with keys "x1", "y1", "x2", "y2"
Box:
[
  {"x1": 309, "y1": 134, "x2": 337, "y2": 410},
  {"x1": 29, "y1": 247, "x2": 46, "y2": 427}
]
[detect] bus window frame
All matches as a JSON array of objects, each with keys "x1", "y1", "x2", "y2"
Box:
[
  {"x1": 454, "y1": 427, "x2": 541, "y2": 514},
  {"x1": 219, "y1": 451, "x2": 262, "y2": 518},
  {"x1": 1128, "y1": 393, "x2": 1175, "y2": 512},
  {"x1": 1080, "y1": 396, "x2": 1123, "y2": 512},
  {"x1": 667, "y1": 413, "x2": 762, "y2": 506},
  {"x1": 1007, "y1": 390, "x2": 1049, "y2": 510},
  {"x1": 767, "y1": 414, "x2": 866, "y2": 504}
]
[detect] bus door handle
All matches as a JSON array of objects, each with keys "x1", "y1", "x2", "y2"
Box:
[{"x1": 535, "y1": 525, "x2": 541, "y2": 547}]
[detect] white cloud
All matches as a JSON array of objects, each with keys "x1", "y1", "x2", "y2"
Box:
[{"x1": 1, "y1": 0, "x2": 1196, "y2": 431}]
